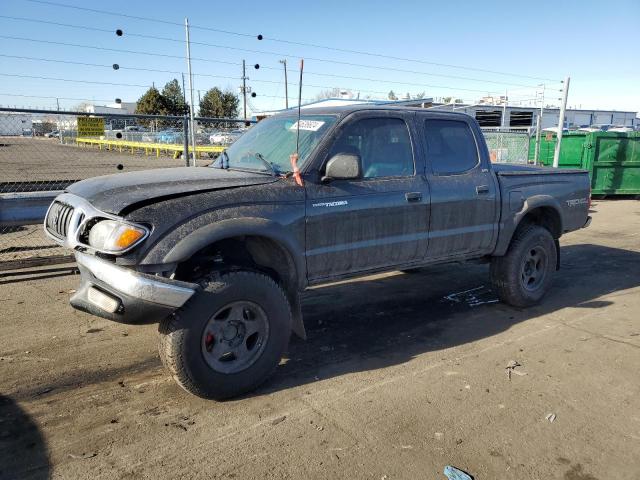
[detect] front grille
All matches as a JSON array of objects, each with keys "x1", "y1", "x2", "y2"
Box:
[{"x1": 46, "y1": 201, "x2": 75, "y2": 239}]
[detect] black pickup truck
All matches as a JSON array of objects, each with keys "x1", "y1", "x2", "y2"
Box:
[{"x1": 45, "y1": 106, "x2": 591, "y2": 399}]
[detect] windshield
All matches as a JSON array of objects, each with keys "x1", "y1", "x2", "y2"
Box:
[{"x1": 211, "y1": 114, "x2": 337, "y2": 174}]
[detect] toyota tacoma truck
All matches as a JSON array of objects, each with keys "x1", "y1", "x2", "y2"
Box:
[{"x1": 44, "y1": 106, "x2": 591, "y2": 399}]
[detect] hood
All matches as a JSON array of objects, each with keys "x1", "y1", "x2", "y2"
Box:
[{"x1": 67, "y1": 167, "x2": 277, "y2": 214}]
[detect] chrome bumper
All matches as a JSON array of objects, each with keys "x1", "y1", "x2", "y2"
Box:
[{"x1": 75, "y1": 252, "x2": 195, "y2": 308}]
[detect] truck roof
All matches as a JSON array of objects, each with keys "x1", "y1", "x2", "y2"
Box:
[{"x1": 276, "y1": 104, "x2": 472, "y2": 119}]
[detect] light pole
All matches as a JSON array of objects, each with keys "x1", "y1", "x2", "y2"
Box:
[
  {"x1": 279, "y1": 59, "x2": 289, "y2": 109},
  {"x1": 184, "y1": 17, "x2": 197, "y2": 166},
  {"x1": 553, "y1": 77, "x2": 571, "y2": 168}
]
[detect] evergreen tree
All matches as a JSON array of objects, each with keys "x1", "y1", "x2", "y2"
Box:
[
  {"x1": 161, "y1": 79, "x2": 187, "y2": 115},
  {"x1": 135, "y1": 87, "x2": 167, "y2": 115},
  {"x1": 199, "y1": 88, "x2": 240, "y2": 126}
]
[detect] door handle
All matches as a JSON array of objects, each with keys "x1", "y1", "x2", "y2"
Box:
[
  {"x1": 405, "y1": 192, "x2": 422, "y2": 202},
  {"x1": 476, "y1": 185, "x2": 489, "y2": 195}
]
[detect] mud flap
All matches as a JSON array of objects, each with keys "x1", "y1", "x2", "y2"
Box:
[
  {"x1": 290, "y1": 293, "x2": 306, "y2": 340},
  {"x1": 555, "y1": 239, "x2": 560, "y2": 270}
]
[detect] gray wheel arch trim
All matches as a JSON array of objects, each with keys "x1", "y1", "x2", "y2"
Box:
[
  {"x1": 157, "y1": 217, "x2": 306, "y2": 289},
  {"x1": 494, "y1": 195, "x2": 564, "y2": 257}
]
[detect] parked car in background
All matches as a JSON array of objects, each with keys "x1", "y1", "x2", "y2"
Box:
[
  {"x1": 209, "y1": 129, "x2": 245, "y2": 145},
  {"x1": 607, "y1": 125, "x2": 635, "y2": 133},
  {"x1": 157, "y1": 129, "x2": 183, "y2": 144},
  {"x1": 44, "y1": 130, "x2": 60, "y2": 138},
  {"x1": 124, "y1": 125, "x2": 148, "y2": 132}
]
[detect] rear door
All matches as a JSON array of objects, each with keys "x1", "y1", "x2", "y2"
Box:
[
  {"x1": 305, "y1": 111, "x2": 430, "y2": 280},
  {"x1": 418, "y1": 116, "x2": 498, "y2": 258}
]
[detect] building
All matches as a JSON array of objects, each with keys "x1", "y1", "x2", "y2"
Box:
[
  {"x1": 83, "y1": 102, "x2": 137, "y2": 115},
  {"x1": 253, "y1": 97, "x2": 637, "y2": 129},
  {"x1": 449, "y1": 105, "x2": 638, "y2": 129},
  {"x1": 253, "y1": 97, "x2": 434, "y2": 120},
  {"x1": 0, "y1": 112, "x2": 33, "y2": 135}
]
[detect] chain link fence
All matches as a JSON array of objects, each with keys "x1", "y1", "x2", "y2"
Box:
[
  {"x1": 0, "y1": 107, "x2": 250, "y2": 269},
  {"x1": 481, "y1": 127, "x2": 533, "y2": 164}
]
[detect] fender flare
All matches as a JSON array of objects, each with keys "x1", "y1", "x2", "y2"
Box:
[
  {"x1": 494, "y1": 194, "x2": 564, "y2": 256},
  {"x1": 146, "y1": 216, "x2": 308, "y2": 339}
]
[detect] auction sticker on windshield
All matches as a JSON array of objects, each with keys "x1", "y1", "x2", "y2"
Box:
[{"x1": 289, "y1": 120, "x2": 325, "y2": 131}]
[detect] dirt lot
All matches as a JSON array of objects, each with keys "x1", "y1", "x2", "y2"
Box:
[
  {"x1": 1, "y1": 200, "x2": 639, "y2": 480},
  {"x1": 0, "y1": 137, "x2": 208, "y2": 263},
  {"x1": 0, "y1": 136, "x2": 191, "y2": 184}
]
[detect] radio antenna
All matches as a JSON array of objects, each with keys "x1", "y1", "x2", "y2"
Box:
[{"x1": 295, "y1": 59, "x2": 304, "y2": 154}]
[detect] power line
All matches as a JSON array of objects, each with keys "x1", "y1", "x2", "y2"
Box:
[
  {"x1": 0, "y1": 92, "x2": 114, "y2": 103},
  {"x1": 0, "y1": 73, "x2": 151, "y2": 88},
  {"x1": 24, "y1": 0, "x2": 560, "y2": 82},
  {"x1": 0, "y1": 35, "x2": 240, "y2": 67},
  {"x1": 0, "y1": 16, "x2": 545, "y2": 89},
  {"x1": 0, "y1": 37, "x2": 508, "y2": 94},
  {"x1": 0, "y1": 54, "x2": 391, "y2": 97}
]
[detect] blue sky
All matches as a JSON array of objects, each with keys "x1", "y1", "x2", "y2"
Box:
[{"x1": 1, "y1": 0, "x2": 639, "y2": 115}]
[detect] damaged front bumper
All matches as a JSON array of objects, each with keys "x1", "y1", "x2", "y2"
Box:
[{"x1": 70, "y1": 252, "x2": 197, "y2": 324}]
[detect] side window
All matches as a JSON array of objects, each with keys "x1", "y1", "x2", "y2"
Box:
[
  {"x1": 327, "y1": 117, "x2": 414, "y2": 178},
  {"x1": 424, "y1": 119, "x2": 479, "y2": 174}
]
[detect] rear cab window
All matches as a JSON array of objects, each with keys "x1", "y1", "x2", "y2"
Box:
[{"x1": 424, "y1": 119, "x2": 479, "y2": 175}]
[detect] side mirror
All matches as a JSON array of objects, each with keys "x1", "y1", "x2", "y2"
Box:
[{"x1": 322, "y1": 153, "x2": 361, "y2": 182}]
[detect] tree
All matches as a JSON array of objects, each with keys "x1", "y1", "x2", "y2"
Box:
[
  {"x1": 161, "y1": 79, "x2": 187, "y2": 116},
  {"x1": 413, "y1": 92, "x2": 425, "y2": 100},
  {"x1": 199, "y1": 88, "x2": 239, "y2": 126},
  {"x1": 135, "y1": 87, "x2": 167, "y2": 116},
  {"x1": 388, "y1": 90, "x2": 398, "y2": 101}
]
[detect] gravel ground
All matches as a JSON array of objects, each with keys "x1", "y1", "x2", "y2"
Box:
[
  {"x1": 0, "y1": 136, "x2": 192, "y2": 184},
  {"x1": 0, "y1": 200, "x2": 638, "y2": 480}
]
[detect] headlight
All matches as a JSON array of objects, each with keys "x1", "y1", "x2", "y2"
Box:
[{"x1": 87, "y1": 220, "x2": 147, "y2": 253}]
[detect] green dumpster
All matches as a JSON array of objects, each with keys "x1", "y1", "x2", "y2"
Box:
[
  {"x1": 528, "y1": 131, "x2": 587, "y2": 168},
  {"x1": 585, "y1": 132, "x2": 640, "y2": 195},
  {"x1": 529, "y1": 131, "x2": 640, "y2": 195}
]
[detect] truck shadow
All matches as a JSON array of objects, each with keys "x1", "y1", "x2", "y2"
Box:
[
  {"x1": 261, "y1": 243, "x2": 640, "y2": 395},
  {"x1": 0, "y1": 395, "x2": 50, "y2": 480}
]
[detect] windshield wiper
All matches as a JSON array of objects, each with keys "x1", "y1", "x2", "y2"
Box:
[{"x1": 254, "y1": 152, "x2": 279, "y2": 177}]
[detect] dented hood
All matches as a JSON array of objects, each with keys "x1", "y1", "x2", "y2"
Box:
[{"x1": 67, "y1": 167, "x2": 277, "y2": 214}]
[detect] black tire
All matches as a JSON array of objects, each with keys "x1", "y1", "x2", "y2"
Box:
[
  {"x1": 158, "y1": 271, "x2": 292, "y2": 400},
  {"x1": 490, "y1": 224, "x2": 557, "y2": 308}
]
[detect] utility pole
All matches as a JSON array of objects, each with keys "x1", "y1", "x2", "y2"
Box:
[
  {"x1": 553, "y1": 76, "x2": 570, "y2": 168},
  {"x1": 279, "y1": 59, "x2": 289, "y2": 109},
  {"x1": 181, "y1": 73, "x2": 187, "y2": 105},
  {"x1": 534, "y1": 84, "x2": 545, "y2": 165},
  {"x1": 501, "y1": 89, "x2": 508, "y2": 128},
  {"x1": 184, "y1": 18, "x2": 197, "y2": 166},
  {"x1": 241, "y1": 60, "x2": 248, "y2": 122}
]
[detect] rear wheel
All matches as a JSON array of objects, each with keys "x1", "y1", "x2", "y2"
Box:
[
  {"x1": 490, "y1": 224, "x2": 556, "y2": 307},
  {"x1": 158, "y1": 271, "x2": 292, "y2": 400}
]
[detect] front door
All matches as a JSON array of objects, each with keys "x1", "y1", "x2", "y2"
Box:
[{"x1": 305, "y1": 113, "x2": 430, "y2": 281}]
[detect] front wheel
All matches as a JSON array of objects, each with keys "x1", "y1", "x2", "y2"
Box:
[
  {"x1": 158, "y1": 271, "x2": 292, "y2": 400},
  {"x1": 490, "y1": 224, "x2": 557, "y2": 308}
]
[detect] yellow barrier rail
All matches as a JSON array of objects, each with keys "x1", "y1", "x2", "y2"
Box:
[{"x1": 74, "y1": 137, "x2": 225, "y2": 159}]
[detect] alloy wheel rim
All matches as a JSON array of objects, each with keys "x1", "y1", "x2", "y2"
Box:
[
  {"x1": 201, "y1": 301, "x2": 269, "y2": 374},
  {"x1": 520, "y1": 246, "x2": 547, "y2": 292}
]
